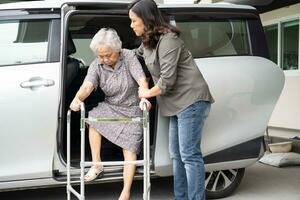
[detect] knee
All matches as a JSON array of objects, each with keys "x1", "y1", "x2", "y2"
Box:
[
  {"x1": 181, "y1": 151, "x2": 203, "y2": 164},
  {"x1": 123, "y1": 149, "x2": 137, "y2": 161},
  {"x1": 89, "y1": 127, "x2": 100, "y2": 135}
]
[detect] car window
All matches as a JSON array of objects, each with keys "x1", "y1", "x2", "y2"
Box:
[
  {"x1": 0, "y1": 19, "x2": 50, "y2": 66},
  {"x1": 73, "y1": 38, "x2": 93, "y2": 65},
  {"x1": 69, "y1": 14, "x2": 138, "y2": 66},
  {"x1": 175, "y1": 19, "x2": 250, "y2": 58}
]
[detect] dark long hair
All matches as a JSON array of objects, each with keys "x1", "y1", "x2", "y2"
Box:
[{"x1": 128, "y1": 0, "x2": 180, "y2": 49}]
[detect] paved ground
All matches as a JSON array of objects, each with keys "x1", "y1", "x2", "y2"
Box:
[
  {"x1": 223, "y1": 163, "x2": 300, "y2": 200},
  {"x1": 0, "y1": 162, "x2": 299, "y2": 200}
]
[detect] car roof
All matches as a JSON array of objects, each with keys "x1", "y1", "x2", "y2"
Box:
[
  {"x1": 0, "y1": 0, "x2": 255, "y2": 11},
  {"x1": 0, "y1": 0, "x2": 128, "y2": 10}
]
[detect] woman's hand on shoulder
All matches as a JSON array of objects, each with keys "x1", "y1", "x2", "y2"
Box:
[{"x1": 139, "y1": 98, "x2": 151, "y2": 111}]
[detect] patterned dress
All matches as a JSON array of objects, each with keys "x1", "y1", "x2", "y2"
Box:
[{"x1": 84, "y1": 49, "x2": 145, "y2": 153}]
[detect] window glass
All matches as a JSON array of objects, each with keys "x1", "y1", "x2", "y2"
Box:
[
  {"x1": 175, "y1": 19, "x2": 250, "y2": 58},
  {"x1": 264, "y1": 25, "x2": 278, "y2": 64},
  {"x1": 281, "y1": 20, "x2": 299, "y2": 70},
  {"x1": 73, "y1": 38, "x2": 93, "y2": 65},
  {"x1": 0, "y1": 20, "x2": 50, "y2": 66}
]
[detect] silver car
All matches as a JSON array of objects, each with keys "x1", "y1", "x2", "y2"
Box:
[{"x1": 0, "y1": 0, "x2": 284, "y2": 198}]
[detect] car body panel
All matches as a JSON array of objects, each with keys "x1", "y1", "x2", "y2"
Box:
[
  {"x1": 0, "y1": 63, "x2": 60, "y2": 182},
  {"x1": 153, "y1": 56, "x2": 284, "y2": 176},
  {"x1": 198, "y1": 56, "x2": 284, "y2": 155}
]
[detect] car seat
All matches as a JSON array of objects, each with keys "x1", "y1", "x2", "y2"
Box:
[{"x1": 66, "y1": 33, "x2": 80, "y2": 88}]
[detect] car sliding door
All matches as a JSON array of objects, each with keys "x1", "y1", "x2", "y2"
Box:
[
  {"x1": 0, "y1": 16, "x2": 60, "y2": 183},
  {"x1": 171, "y1": 12, "x2": 284, "y2": 164}
]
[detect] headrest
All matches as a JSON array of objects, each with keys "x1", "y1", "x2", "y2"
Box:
[{"x1": 67, "y1": 33, "x2": 76, "y2": 55}]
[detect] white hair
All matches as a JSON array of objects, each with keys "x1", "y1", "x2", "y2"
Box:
[{"x1": 90, "y1": 28, "x2": 122, "y2": 54}]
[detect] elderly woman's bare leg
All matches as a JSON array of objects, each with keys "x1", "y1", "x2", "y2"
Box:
[
  {"x1": 85, "y1": 127, "x2": 103, "y2": 181},
  {"x1": 89, "y1": 127, "x2": 102, "y2": 165},
  {"x1": 119, "y1": 149, "x2": 137, "y2": 200}
]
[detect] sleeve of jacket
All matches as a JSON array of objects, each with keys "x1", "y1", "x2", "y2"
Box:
[
  {"x1": 135, "y1": 43, "x2": 144, "y2": 57},
  {"x1": 156, "y1": 35, "x2": 182, "y2": 95}
]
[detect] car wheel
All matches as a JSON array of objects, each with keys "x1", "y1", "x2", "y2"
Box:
[{"x1": 205, "y1": 168, "x2": 245, "y2": 199}]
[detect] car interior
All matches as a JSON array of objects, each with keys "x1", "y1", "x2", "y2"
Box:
[
  {"x1": 59, "y1": 11, "x2": 254, "y2": 170},
  {"x1": 60, "y1": 14, "x2": 157, "y2": 169}
]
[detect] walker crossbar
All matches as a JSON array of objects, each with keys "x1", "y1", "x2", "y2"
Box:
[
  {"x1": 87, "y1": 117, "x2": 143, "y2": 122},
  {"x1": 66, "y1": 102, "x2": 151, "y2": 200},
  {"x1": 83, "y1": 160, "x2": 145, "y2": 167}
]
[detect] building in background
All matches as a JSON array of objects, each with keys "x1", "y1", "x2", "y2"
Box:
[{"x1": 259, "y1": 2, "x2": 300, "y2": 140}]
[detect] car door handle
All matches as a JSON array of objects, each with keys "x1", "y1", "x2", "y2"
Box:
[{"x1": 20, "y1": 77, "x2": 55, "y2": 89}]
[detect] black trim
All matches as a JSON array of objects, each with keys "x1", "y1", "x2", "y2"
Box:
[
  {"x1": 56, "y1": 9, "x2": 72, "y2": 168},
  {"x1": 204, "y1": 137, "x2": 263, "y2": 164},
  {"x1": 25, "y1": 8, "x2": 61, "y2": 15},
  {"x1": 248, "y1": 18, "x2": 269, "y2": 59},
  {"x1": 161, "y1": 7, "x2": 259, "y2": 19},
  {"x1": 64, "y1": 2, "x2": 128, "y2": 12},
  {"x1": 48, "y1": 19, "x2": 61, "y2": 62}
]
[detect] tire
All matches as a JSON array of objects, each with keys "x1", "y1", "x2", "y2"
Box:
[{"x1": 205, "y1": 168, "x2": 245, "y2": 199}]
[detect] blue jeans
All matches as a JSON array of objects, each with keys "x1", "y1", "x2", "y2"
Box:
[{"x1": 169, "y1": 100, "x2": 210, "y2": 200}]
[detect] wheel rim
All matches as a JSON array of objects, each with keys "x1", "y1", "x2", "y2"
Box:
[{"x1": 205, "y1": 169, "x2": 238, "y2": 192}]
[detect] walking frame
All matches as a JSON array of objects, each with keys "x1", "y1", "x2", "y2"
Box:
[{"x1": 66, "y1": 102, "x2": 151, "y2": 200}]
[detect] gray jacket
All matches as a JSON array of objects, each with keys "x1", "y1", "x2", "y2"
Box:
[{"x1": 137, "y1": 32, "x2": 214, "y2": 116}]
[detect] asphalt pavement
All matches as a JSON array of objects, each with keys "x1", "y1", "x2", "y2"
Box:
[{"x1": 0, "y1": 162, "x2": 299, "y2": 200}]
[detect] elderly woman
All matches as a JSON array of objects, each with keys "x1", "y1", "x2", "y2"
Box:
[{"x1": 70, "y1": 28, "x2": 150, "y2": 200}]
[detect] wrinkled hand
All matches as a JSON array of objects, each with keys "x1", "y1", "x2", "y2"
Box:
[
  {"x1": 70, "y1": 98, "x2": 82, "y2": 112},
  {"x1": 139, "y1": 98, "x2": 151, "y2": 111},
  {"x1": 138, "y1": 87, "x2": 151, "y2": 98}
]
